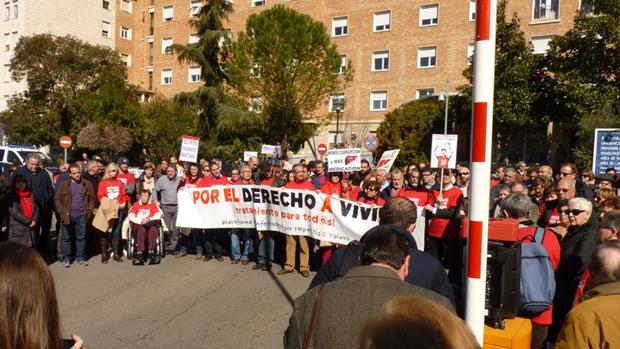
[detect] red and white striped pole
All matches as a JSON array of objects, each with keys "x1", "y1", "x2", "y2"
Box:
[{"x1": 465, "y1": 0, "x2": 497, "y2": 344}]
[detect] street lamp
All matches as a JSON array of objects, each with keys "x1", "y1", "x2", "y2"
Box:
[
  {"x1": 332, "y1": 98, "x2": 344, "y2": 147},
  {"x1": 437, "y1": 81, "x2": 449, "y2": 135}
]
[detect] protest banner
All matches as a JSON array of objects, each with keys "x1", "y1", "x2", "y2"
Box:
[
  {"x1": 243, "y1": 151, "x2": 258, "y2": 162},
  {"x1": 261, "y1": 144, "x2": 282, "y2": 156},
  {"x1": 128, "y1": 167, "x2": 144, "y2": 179},
  {"x1": 593, "y1": 129, "x2": 620, "y2": 174},
  {"x1": 375, "y1": 149, "x2": 400, "y2": 172},
  {"x1": 430, "y1": 134, "x2": 458, "y2": 169},
  {"x1": 327, "y1": 148, "x2": 362, "y2": 172},
  {"x1": 179, "y1": 136, "x2": 200, "y2": 163}
]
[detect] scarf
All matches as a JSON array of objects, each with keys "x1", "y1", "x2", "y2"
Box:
[{"x1": 17, "y1": 190, "x2": 33, "y2": 220}]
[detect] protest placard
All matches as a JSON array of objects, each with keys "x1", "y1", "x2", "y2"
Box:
[
  {"x1": 593, "y1": 129, "x2": 620, "y2": 174},
  {"x1": 243, "y1": 151, "x2": 258, "y2": 162},
  {"x1": 327, "y1": 148, "x2": 362, "y2": 172},
  {"x1": 430, "y1": 134, "x2": 458, "y2": 169},
  {"x1": 179, "y1": 136, "x2": 200, "y2": 163},
  {"x1": 375, "y1": 149, "x2": 400, "y2": 172},
  {"x1": 261, "y1": 144, "x2": 282, "y2": 156}
]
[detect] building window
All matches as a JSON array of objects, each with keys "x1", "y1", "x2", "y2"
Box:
[
  {"x1": 4, "y1": 33, "x2": 9, "y2": 51},
  {"x1": 218, "y1": 28, "x2": 232, "y2": 47},
  {"x1": 190, "y1": 0, "x2": 201, "y2": 16},
  {"x1": 467, "y1": 43, "x2": 475, "y2": 63},
  {"x1": 532, "y1": 0, "x2": 559, "y2": 22},
  {"x1": 163, "y1": 5, "x2": 174, "y2": 21},
  {"x1": 102, "y1": 21, "x2": 111, "y2": 38},
  {"x1": 3, "y1": 64, "x2": 10, "y2": 82},
  {"x1": 103, "y1": 0, "x2": 110, "y2": 9},
  {"x1": 161, "y1": 69, "x2": 173, "y2": 85},
  {"x1": 4, "y1": 4, "x2": 9, "y2": 20},
  {"x1": 252, "y1": 0, "x2": 265, "y2": 7},
  {"x1": 120, "y1": 54, "x2": 132, "y2": 67},
  {"x1": 372, "y1": 51, "x2": 389, "y2": 71},
  {"x1": 249, "y1": 96, "x2": 263, "y2": 113},
  {"x1": 332, "y1": 16, "x2": 348, "y2": 37},
  {"x1": 188, "y1": 66, "x2": 201, "y2": 82},
  {"x1": 120, "y1": 27, "x2": 132, "y2": 40},
  {"x1": 370, "y1": 91, "x2": 387, "y2": 111},
  {"x1": 338, "y1": 55, "x2": 347, "y2": 74},
  {"x1": 418, "y1": 47, "x2": 437, "y2": 68},
  {"x1": 121, "y1": 0, "x2": 133, "y2": 13},
  {"x1": 373, "y1": 11, "x2": 391, "y2": 32},
  {"x1": 580, "y1": 0, "x2": 595, "y2": 13},
  {"x1": 469, "y1": 0, "x2": 476, "y2": 21},
  {"x1": 420, "y1": 4, "x2": 439, "y2": 26},
  {"x1": 189, "y1": 33, "x2": 199, "y2": 44},
  {"x1": 531, "y1": 35, "x2": 553, "y2": 55},
  {"x1": 162, "y1": 37, "x2": 173, "y2": 54},
  {"x1": 416, "y1": 88, "x2": 434, "y2": 99},
  {"x1": 11, "y1": 0, "x2": 16, "y2": 19},
  {"x1": 329, "y1": 94, "x2": 345, "y2": 112}
]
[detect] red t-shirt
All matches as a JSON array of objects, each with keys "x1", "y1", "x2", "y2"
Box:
[
  {"x1": 437, "y1": 155, "x2": 449, "y2": 168},
  {"x1": 540, "y1": 201, "x2": 562, "y2": 227},
  {"x1": 357, "y1": 196, "x2": 385, "y2": 207},
  {"x1": 321, "y1": 181, "x2": 342, "y2": 197},
  {"x1": 348, "y1": 186, "x2": 362, "y2": 201},
  {"x1": 518, "y1": 225, "x2": 561, "y2": 325},
  {"x1": 184, "y1": 175, "x2": 201, "y2": 187},
  {"x1": 130, "y1": 201, "x2": 160, "y2": 221},
  {"x1": 97, "y1": 178, "x2": 127, "y2": 204},
  {"x1": 285, "y1": 180, "x2": 315, "y2": 191},
  {"x1": 260, "y1": 176, "x2": 275, "y2": 187},
  {"x1": 428, "y1": 186, "x2": 463, "y2": 239},
  {"x1": 396, "y1": 187, "x2": 435, "y2": 207},
  {"x1": 196, "y1": 175, "x2": 230, "y2": 187},
  {"x1": 117, "y1": 171, "x2": 136, "y2": 186}
]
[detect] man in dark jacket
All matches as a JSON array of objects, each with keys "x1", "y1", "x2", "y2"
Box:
[
  {"x1": 16, "y1": 153, "x2": 54, "y2": 253},
  {"x1": 54, "y1": 163, "x2": 97, "y2": 267},
  {"x1": 549, "y1": 197, "x2": 599, "y2": 343},
  {"x1": 309, "y1": 197, "x2": 455, "y2": 305},
  {"x1": 285, "y1": 225, "x2": 453, "y2": 349}
]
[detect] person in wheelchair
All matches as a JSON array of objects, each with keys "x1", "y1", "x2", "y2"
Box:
[{"x1": 128, "y1": 189, "x2": 163, "y2": 265}]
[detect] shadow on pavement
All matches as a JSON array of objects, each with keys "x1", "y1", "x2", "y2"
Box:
[{"x1": 267, "y1": 269, "x2": 296, "y2": 307}]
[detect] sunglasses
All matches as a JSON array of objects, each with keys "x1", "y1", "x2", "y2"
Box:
[
  {"x1": 110, "y1": 169, "x2": 117, "y2": 172},
  {"x1": 366, "y1": 188, "x2": 378, "y2": 192},
  {"x1": 559, "y1": 172, "x2": 572, "y2": 177},
  {"x1": 457, "y1": 172, "x2": 470, "y2": 176},
  {"x1": 561, "y1": 208, "x2": 585, "y2": 216},
  {"x1": 558, "y1": 188, "x2": 571, "y2": 192}
]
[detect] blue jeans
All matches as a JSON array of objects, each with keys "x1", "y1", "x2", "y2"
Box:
[
  {"x1": 62, "y1": 215, "x2": 86, "y2": 262},
  {"x1": 257, "y1": 231, "x2": 275, "y2": 265},
  {"x1": 231, "y1": 228, "x2": 254, "y2": 260}
]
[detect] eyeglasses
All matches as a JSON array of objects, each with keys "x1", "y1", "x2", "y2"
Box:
[
  {"x1": 557, "y1": 188, "x2": 571, "y2": 192},
  {"x1": 561, "y1": 208, "x2": 585, "y2": 216},
  {"x1": 110, "y1": 169, "x2": 117, "y2": 172},
  {"x1": 559, "y1": 172, "x2": 572, "y2": 177},
  {"x1": 366, "y1": 188, "x2": 378, "y2": 192},
  {"x1": 457, "y1": 172, "x2": 470, "y2": 176},
  {"x1": 202, "y1": 169, "x2": 210, "y2": 172}
]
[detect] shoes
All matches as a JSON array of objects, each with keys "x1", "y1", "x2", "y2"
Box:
[
  {"x1": 261, "y1": 264, "x2": 271, "y2": 271},
  {"x1": 215, "y1": 256, "x2": 224, "y2": 262},
  {"x1": 133, "y1": 253, "x2": 144, "y2": 265},
  {"x1": 176, "y1": 251, "x2": 188, "y2": 258},
  {"x1": 111, "y1": 240, "x2": 123, "y2": 263},
  {"x1": 277, "y1": 269, "x2": 294, "y2": 275},
  {"x1": 231, "y1": 259, "x2": 240, "y2": 264},
  {"x1": 241, "y1": 259, "x2": 249, "y2": 265},
  {"x1": 76, "y1": 259, "x2": 88, "y2": 266},
  {"x1": 148, "y1": 251, "x2": 157, "y2": 264},
  {"x1": 203, "y1": 256, "x2": 213, "y2": 262},
  {"x1": 195, "y1": 254, "x2": 204, "y2": 260},
  {"x1": 252, "y1": 263, "x2": 263, "y2": 270},
  {"x1": 63, "y1": 260, "x2": 70, "y2": 268},
  {"x1": 301, "y1": 270, "x2": 310, "y2": 278}
]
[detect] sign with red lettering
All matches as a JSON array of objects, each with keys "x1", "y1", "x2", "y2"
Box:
[{"x1": 430, "y1": 134, "x2": 458, "y2": 169}]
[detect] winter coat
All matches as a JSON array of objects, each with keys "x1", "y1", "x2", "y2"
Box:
[
  {"x1": 7, "y1": 191, "x2": 39, "y2": 246},
  {"x1": 16, "y1": 167, "x2": 54, "y2": 210},
  {"x1": 54, "y1": 180, "x2": 97, "y2": 225}
]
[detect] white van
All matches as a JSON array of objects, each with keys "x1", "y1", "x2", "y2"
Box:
[{"x1": 0, "y1": 145, "x2": 55, "y2": 168}]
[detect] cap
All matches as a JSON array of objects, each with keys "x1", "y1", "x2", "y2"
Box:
[{"x1": 116, "y1": 157, "x2": 129, "y2": 165}]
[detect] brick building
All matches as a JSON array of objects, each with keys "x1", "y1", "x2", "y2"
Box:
[{"x1": 118, "y1": 0, "x2": 583, "y2": 157}]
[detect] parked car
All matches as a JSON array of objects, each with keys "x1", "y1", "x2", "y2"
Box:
[{"x1": 0, "y1": 145, "x2": 58, "y2": 173}]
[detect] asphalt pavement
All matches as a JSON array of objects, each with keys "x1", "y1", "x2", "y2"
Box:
[{"x1": 51, "y1": 255, "x2": 312, "y2": 349}]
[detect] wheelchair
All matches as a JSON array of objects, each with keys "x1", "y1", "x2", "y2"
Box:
[{"x1": 125, "y1": 220, "x2": 166, "y2": 265}]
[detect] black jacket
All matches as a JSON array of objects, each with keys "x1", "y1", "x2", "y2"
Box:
[
  {"x1": 16, "y1": 167, "x2": 54, "y2": 210},
  {"x1": 309, "y1": 232, "x2": 455, "y2": 306}
]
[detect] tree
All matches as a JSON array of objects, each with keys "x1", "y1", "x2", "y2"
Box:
[
  {"x1": 376, "y1": 99, "x2": 441, "y2": 167},
  {"x1": 76, "y1": 123, "x2": 133, "y2": 162},
  {"x1": 458, "y1": 0, "x2": 539, "y2": 162},
  {"x1": 226, "y1": 4, "x2": 351, "y2": 157},
  {"x1": 0, "y1": 34, "x2": 132, "y2": 146},
  {"x1": 535, "y1": 0, "x2": 620, "y2": 167}
]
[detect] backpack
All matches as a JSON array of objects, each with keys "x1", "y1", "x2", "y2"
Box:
[{"x1": 519, "y1": 226, "x2": 556, "y2": 316}]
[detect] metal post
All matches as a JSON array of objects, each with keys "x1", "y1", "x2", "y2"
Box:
[
  {"x1": 336, "y1": 110, "x2": 341, "y2": 147},
  {"x1": 64, "y1": 148, "x2": 67, "y2": 164},
  {"x1": 444, "y1": 81, "x2": 449, "y2": 135},
  {"x1": 465, "y1": 0, "x2": 497, "y2": 344}
]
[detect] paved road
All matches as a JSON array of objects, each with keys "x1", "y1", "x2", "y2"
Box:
[{"x1": 51, "y1": 256, "x2": 312, "y2": 349}]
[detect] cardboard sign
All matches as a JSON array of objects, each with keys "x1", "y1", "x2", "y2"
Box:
[
  {"x1": 179, "y1": 136, "x2": 200, "y2": 163},
  {"x1": 261, "y1": 144, "x2": 282, "y2": 156},
  {"x1": 376, "y1": 149, "x2": 400, "y2": 172},
  {"x1": 430, "y1": 134, "x2": 458, "y2": 169},
  {"x1": 244, "y1": 151, "x2": 258, "y2": 162},
  {"x1": 327, "y1": 148, "x2": 362, "y2": 172},
  {"x1": 593, "y1": 129, "x2": 620, "y2": 175}
]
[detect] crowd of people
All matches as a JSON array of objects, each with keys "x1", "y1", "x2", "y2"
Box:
[{"x1": 1, "y1": 151, "x2": 619, "y2": 348}]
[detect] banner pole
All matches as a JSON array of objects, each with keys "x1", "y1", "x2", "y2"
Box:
[{"x1": 465, "y1": 0, "x2": 497, "y2": 344}]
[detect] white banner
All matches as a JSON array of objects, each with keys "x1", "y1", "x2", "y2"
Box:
[
  {"x1": 261, "y1": 144, "x2": 282, "y2": 156},
  {"x1": 179, "y1": 136, "x2": 200, "y2": 163},
  {"x1": 327, "y1": 148, "x2": 362, "y2": 172},
  {"x1": 176, "y1": 186, "x2": 427, "y2": 247},
  {"x1": 376, "y1": 149, "x2": 400, "y2": 173},
  {"x1": 243, "y1": 151, "x2": 258, "y2": 162},
  {"x1": 430, "y1": 134, "x2": 458, "y2": 169}
]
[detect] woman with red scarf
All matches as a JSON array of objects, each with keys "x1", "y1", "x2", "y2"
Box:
[{"x1": 8, "y1": 174, "x2": 39, "y2": 247}]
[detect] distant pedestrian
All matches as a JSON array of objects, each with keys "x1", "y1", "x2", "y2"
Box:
[{"x1": 7, "y1": 175, "x2": 39, "y2": 247}]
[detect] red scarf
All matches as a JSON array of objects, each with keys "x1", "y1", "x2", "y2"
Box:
[{"x1": 17, "y1": 190, "x2": 33, "y2": 220}]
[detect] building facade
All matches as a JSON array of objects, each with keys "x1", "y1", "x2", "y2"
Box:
[{"x1": 0, "y1": 0, "x2": 116, "y2": 110}]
